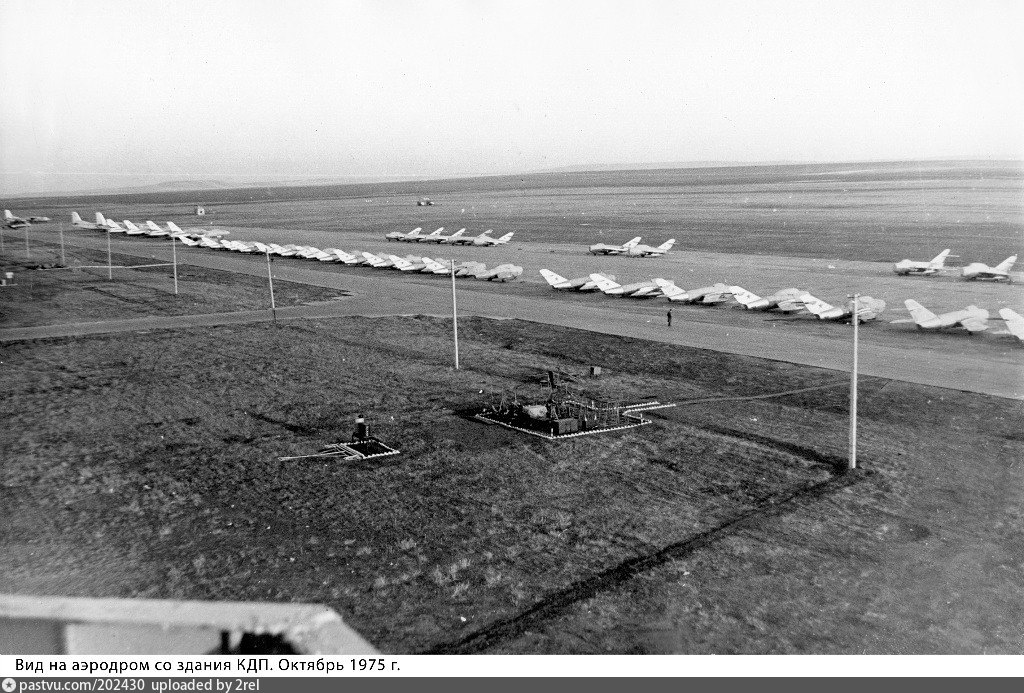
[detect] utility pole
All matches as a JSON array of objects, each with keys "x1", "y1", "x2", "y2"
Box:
[
  {"x1": 265, "y1": 249, "x2": 277, "y2": 324},
  {"x1": 106, "y1": 229, "x2": 112, "y2": 280},
  {"x1": 170, "y1": 234, "x2": 178, "y2": 294},
  {"x1": 849, "y1": 293, "x2": 859, "y2": 470},
  {"x1": 24, "y1": 225, "x2": 30, "y2": 260},
  {"x1": 451, "y1": 259, "x2": 460, "y2": 369},
  {"x1": 58, "y1": 222, "x2": 66, "y2": 266}
]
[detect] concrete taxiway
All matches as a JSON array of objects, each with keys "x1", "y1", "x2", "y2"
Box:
[{"x1": 4, "y1": 227, "x2": 1022, "y2": 399}]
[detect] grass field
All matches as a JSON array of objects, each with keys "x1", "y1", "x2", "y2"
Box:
[
  {"x1": 5, "y1": 160, "x2": 1022, "y2": 263},
  {"x1": 3, "y1": 304, "x2": 1021, "y2": 653}
]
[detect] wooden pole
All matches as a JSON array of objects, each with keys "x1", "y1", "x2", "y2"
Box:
[
  {"x1": 266, "y1": 249, "x2": 277, "y2": 324},
  {"x1": 58, "y1": 222, "x2": 66, "y2": 265},
  {"x1": 24, "y1": 225, "x2": 30, "y2": 259},
  {"x1": 106, "y1": 229, "x2": 112, "y2": 280},
  {"x1": 849, "y1": 293, "x2": 859, "y2": 470},
  {"x1": 451, "y1": 259, "x2": 460, "y2": 369}
]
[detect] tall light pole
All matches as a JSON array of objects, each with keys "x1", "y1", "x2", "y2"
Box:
[
  {"x1": 849, "y1": 293, "x2": 859, "y2": 470},
  {"x1": 265, "y1": 249, "x2": 277, "y2": 324},
  {"x1": 24, "y1": 224, "x2": 30, "y2": 260},
  {"x1": 58, "y1": 222, "x2": 66, "y2": 266},
  {"x1": 451, "y1": 259, "x2": 460, "y2": 369},
  {"x1": 106, "y1": 229, "x2": 113, "y2": 280},
  {"x1": 170, "y1": 233, "x2": 178, "y2": 294}
]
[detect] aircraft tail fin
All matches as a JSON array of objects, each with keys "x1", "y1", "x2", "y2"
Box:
[
  {"x1": 146, "y1": 221, "x2": 162, "y2": 232},
  {"x1": 998, "y1": 308, "x2": 1024, "y2": 339},
  {"x1": 929, "y1": 249, "x2": 951, "y2": 268},
  {"x1": 589, "y1": 273, "x2": 620, "y2": 292},
  {"x1": 994, "y1": 255, "x2": 1018, "y2": 273},
  {"x1": 166, "y1": 221, "x2": 184, "y2": 234},
  {"x1": 654, "y1": 278, "x2": 686, "y2": 298},
  {"x1": 623, "y1": 236, "x2": 642, "y2": 248},
  {"x1": 540, "y1": 269, "x2": 569, "y2": 287},
  {"x1": 3, "y1": 210, "x2": 12, "y2": 220},
  {"x1": 728, "y1": 286, "x2": 760, "y2": 306},
  {"x1": 799, "y1": 293, "x2": 833, "y2": 316},
  {"x1": 124, "y1": 220, "x2": 138, "y2": 231},
  {"x1": 450, "y1": 228, "x2": 466, "y2": 238},
  {"x1": 904, "y1": 299, "x2": 937, "y2": 324},
  {"x1": 71, "y1": 212, "x2": 83, "y2": 223},
  {"x1": 657, "y1": 238, "x2": 676, "y2": 251},
  {"x1": 94, "y1": 212, "x2": 106, "y2": 225}
]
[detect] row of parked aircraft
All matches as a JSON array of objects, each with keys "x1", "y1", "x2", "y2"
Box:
[
  {"x1": 4, "y1": 209, "x2": 51, "y2": 228},
  {"x1": 72, "y1": 212, "x2": 524, "y2": 281},
  {"x1": 542, "y1": 269, "x2": 887, "y2": 322},
  {"x1": 893, "y1": 248, "x2": 1017, "y2": 282},
  {"x1": 384, "y1": 227, "x2": 514, "y2": 246},
  {"x1": 588, "y1": 237, "x2": 675, "y2": 257},
  {"x1": 69, "y1": 212, "x2": 230, "y2": 239}
]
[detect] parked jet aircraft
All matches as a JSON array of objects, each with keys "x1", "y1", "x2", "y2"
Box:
[
  {"x1": 421, "y1": 228, "x2": 466, "y2": 244},
  {"x1": 101, "y1": 219, "x2": 126, "y2": 233},
  {"x1": 729, "y1": 286, "x2": 805, "y2": 311},
  {"x1": 654, "y1": 279, "x2": 732, "y2": 304},
  {"x1": 71, "y1": 212, "x2": 108, "y2": 230},
  {"x1": 476, "y1": 263, "x2": 523, "y2": 281},
  {"x1": 589, "y1": 237, "x2": 642, "y2": 255},
  {"x1": 800, "y1": 293, "x2": 886, "y2": 323},
  {"x1": 409, "y1": 227, "x2": 446, "y2": 242},
  {"x1": 454, "y1": 261, "x2": 487, "y2": 277},
  {"x1": 591, "y1": 274, "x2": 663, "y2": 297},
  {"x1": 477, "y1": 232, "x2": 514, "y2": 246},
  {"x1": 625, "y1": 239, "x2": 676, "y2": 257},
  {"x1": 4, "y1": 210, "x2": 29, "y2": 228},
  {"x1": 901, "y1": 299, "x2": 989, "y2": 332},
  {"x1": 962, "y1": 255, "x2": 1016, "y2": 282},
  {"x1": 893, "y1": 249, "x2": 951, "y2": 276},
  {"x1": 385, "y1": 227, "x2": 423, "y2": 242},
  {"x1": 997, "y1": 308, "x2": 1024, "y2": 341},
  {"x1": 540, "y1": 269, "x2": 615, "y2": 291}
]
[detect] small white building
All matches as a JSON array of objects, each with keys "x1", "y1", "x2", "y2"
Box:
[{"x1": 195, "y1": 206, "x2": 206, "y2": 216}]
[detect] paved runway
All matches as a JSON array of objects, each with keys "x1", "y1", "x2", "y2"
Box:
[{"x1": 4, "y1": 228, "x2": 1022, "y2": 399}]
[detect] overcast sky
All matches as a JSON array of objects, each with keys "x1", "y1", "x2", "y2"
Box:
[{"x1": 1, "y1": 0, "x2": 1022, "y2": 195}]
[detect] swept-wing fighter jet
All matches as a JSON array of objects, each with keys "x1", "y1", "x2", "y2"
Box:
[
  {"x1": 900, "y1": 299, "x2": 989, "y2": 332},
  {"x1": 961, "y1": 255, "x2": 1016, "y2": 282},
  {"x1": 997, "y1": 308, "x2": 1024, "y2": 341},
  {"x1": 4, "y1": 210, "x2": 30, "y2": 228},
  {"x1": 421, "y1": 228, "x2": 466, "y2": 244},
  {"x1": 540, "y1": 269, "x2": 615, "y2": 291},
  {"x1": 654, "y1": 279, "x2": 732, "y2": 304},
  {"x1": 893, "y1": 249, "x2": 951, "y2": 276},
  {"x1": 454, "y1": 261, "x2": 487, "y2": 277},
  {"x1": 71, "y1": 212, "x2": 108, "y2": 230},
  {"x1": 625, "y1": 239, "x2": 675, "y2": 257},
  {"x1": 800, "y1": 293, "x2": 886, "y2": 323},
  {"x1": 590, "y1": 273, "x2": 663, "y2": 297},
  {"x1": 120, "y1": 220, "x2": 147, "y2": 235},
  {"x1": 450, "y1": 230, "x2": 495, "y2": 246},
  {"x1": 476, "y1": 232, "x2": 515, "y2": 246},
  {"x1": 100, "y1": 218, "x2": 126, "y2": 233},
  {"x1": 589, "y1": 236, "x2": 642, "y2": 255},
  {"x1": 476, "y1": 263, "x2": 523, "y2": 281},
  {"x1": 410, "y1": 227, "x2": 446, "y2": 242},
  {"x1": 385, "y1": 226, "x2": 423, "y2": 242},
  {"x1": 729, "y1": 286, "x2": 805, "y2": 311}
]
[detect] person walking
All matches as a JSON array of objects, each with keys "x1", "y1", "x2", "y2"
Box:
[{"x1": 667, "y1": 307, "x2": 673, "y2": 327}]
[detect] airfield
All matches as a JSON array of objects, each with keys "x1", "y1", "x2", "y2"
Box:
[{"x1": 2, "y1": 160, "x2": 1023, "y2": 654}]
